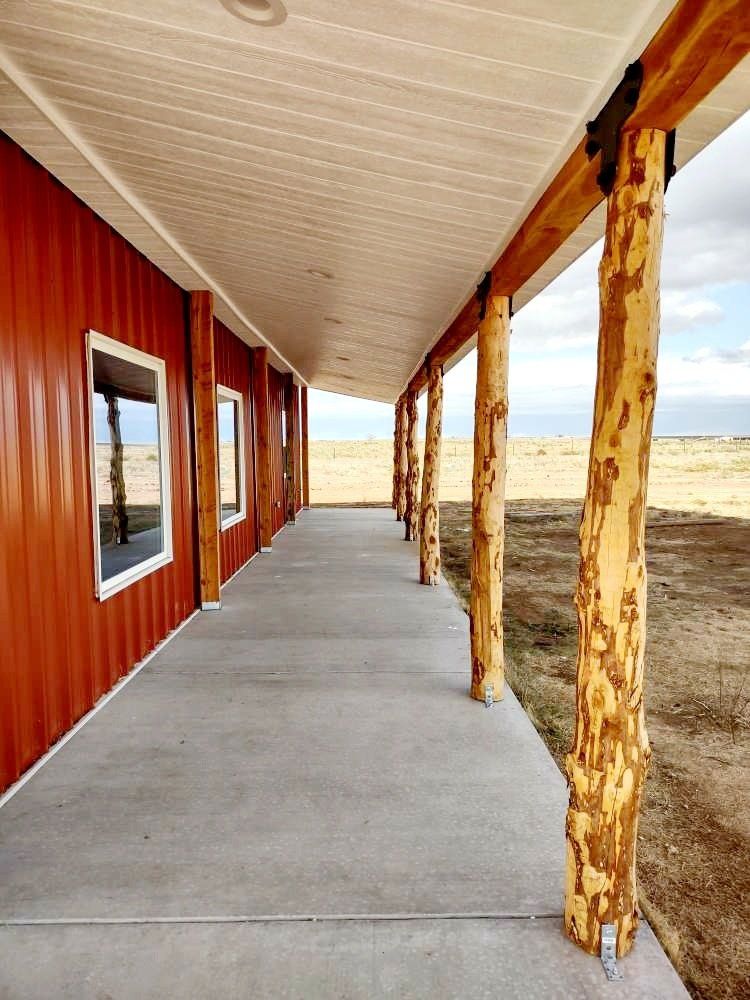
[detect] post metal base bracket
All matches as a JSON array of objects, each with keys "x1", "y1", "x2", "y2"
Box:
[
  {"x1": 601, "y1": 924, "x2": 624, "y2": 982},
  {"x1": 485, "y1": 685, "x2": 494, "y2": 708}
]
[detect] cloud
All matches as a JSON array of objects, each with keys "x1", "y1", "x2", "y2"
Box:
[
  {"x1": 661, "y1": 290, "x2": 724, "y2": 334},
  {"x1": 662, "y1": 116, "x2": 750, "y2": 290},
  {"x1": 683, "y1": 339, "x2": 750, "y2": 368}
]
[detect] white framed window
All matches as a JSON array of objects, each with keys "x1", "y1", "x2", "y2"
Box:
[
  {"x1": 87, "y1": 330, "x2": 173, "y2": 601},
  {"x1": 216, "y1": 384, "x2": 246, "y2": 531}
]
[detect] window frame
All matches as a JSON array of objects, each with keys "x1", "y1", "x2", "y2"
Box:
[
  {"x1": 86, "y1": 330, "x2": 174, "y2": 601},
  {"x1": 216, "y1": 382, "x2": 246, "y2": 532}
]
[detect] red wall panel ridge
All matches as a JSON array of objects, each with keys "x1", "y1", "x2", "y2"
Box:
[
  {"x1": 214, "y1": 318, "x2": 258, "y2": 584},
  {"x1": 0, "y1": 134, "x2": 198, "y2": 792},
  {"x1": 267, "y1": 365, "x2": 286, "y2": 536}
]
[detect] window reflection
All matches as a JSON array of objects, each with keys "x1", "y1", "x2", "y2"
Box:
[
  {"x1": 92, "y1": 347, "x2": 164, "y2": 583},
  {"x1": 217, "y1": 389, "x2": 243, "y2": 524}
]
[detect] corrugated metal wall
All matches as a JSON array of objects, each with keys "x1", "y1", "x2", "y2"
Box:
[
  {"x1": 214, "y1": 318, "x2": 258, "y2": 584},
  {"x1": 0, "y1": 135, "x2": 198, "y2": 793},
  {"x1": 267, "y1": 364, "x2": 286, "y2": 536}
]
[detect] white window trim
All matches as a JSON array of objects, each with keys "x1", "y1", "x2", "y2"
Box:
[
  {"x1": 216, "y1": 383, "x2": 246, "y2": 532},
  {"x1": 87, "y1": 330, "x2": 173, "y2": 602}
]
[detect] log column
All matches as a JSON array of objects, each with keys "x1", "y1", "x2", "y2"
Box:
[
  {"x1": 301, "y1": 385, "x2": 310, "y2": 509},
  {"x1": 392, "y1": 401, "x2": 400, "y2": 510},
  {"x1": 419, "y1": 363, "x2": 443, "y2": 585},
  {"x1": 565, "y1": 128, "x2": 666, "y2": 958},
  {"x1": 284, "y1": 374, "x2": 297, "y2": 525},
  {"x1": 252, "y1": 347, "x2": 274, "y2": 552},
  {"x1": 190, "y1": 290, "x2": 221, "y2": 609},
  {"x1": 395, "y1": 394, "x2": 408, "y2": 520},
  {"x1": 470, "y1": 292, "x2": 510, "y2": 702},
  {"x1": 403, "y1": 389, "x2": 419, "y2": 542}
]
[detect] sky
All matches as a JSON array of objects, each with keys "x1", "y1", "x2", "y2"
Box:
[{"x1": 309, "y1": 111, "x2": 750, "y2": 440}]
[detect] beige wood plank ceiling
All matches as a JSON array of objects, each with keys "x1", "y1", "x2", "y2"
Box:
[{"x1": 0, "y1": 1, "x2": 747, "y2": 400}]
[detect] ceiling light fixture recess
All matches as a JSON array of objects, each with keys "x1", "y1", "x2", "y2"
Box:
[
  {"x1": 307, "y1": 268, "x2": 334, "y2": 280},
  {"x1": 219, "y1": 0, "x2": 287, "y2": 27}
]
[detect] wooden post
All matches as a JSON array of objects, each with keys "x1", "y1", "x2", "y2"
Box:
[
  {"x1": 419, "y1": 363, "x2": 443, "y2": 585},
  {"x1": 392, "y1": 400, "x2": 400, "y2": 510},
  {"x1": 565, "y1": 128, "x2": 666, "y2": 959},
  {"x1": 403, "y1": 389, "x2": 419, "y2": 542},
  {"x1": 284, "y1": 374, "x2": 297, "y2": 524},
  {"x1": 190, "y1": 290, "x2": 221, "y2": 609},
  {"x1": 293, "y1": 382, "x2": 301, "y2": 514},
  {"x1": 252, "y1": 347, "x2": 274, "y2": 552},
  {"x1": 470, "y1": 292, "x2": 510, "y2": 702},
  {"x1": 395, "y1": 395, "x2": 407, "y2": 521},
  {"x1": 104, "y1": 393, "x2": 128, "y2": 544},
  {"x1": 301, "y1": 385, "x2": 310, "y2": 509}
]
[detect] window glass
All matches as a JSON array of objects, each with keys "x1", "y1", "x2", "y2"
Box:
[
  {"x1": 217, "y1": 387, "x2": 244, "y2": 526},
  {"x1": 89, "y1": 334, "x2": 171, "y2": 596}
]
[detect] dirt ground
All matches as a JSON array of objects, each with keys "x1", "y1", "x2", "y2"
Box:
[
  {"x1": 311, "y1": 436, "x2": 750, "y2": 999},
  {"x1": 439, "y1": 502, "x2": 750, "y2": 1000}
]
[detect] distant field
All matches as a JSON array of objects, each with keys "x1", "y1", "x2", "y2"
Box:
[{"x1": 310, "y1": 437, "x2": 750, "y2": 517}]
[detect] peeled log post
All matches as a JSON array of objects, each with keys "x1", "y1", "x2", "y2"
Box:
[
  {"x1": 470, "y1": 293, "x2": 510, "y2": 703},
  {"x1": 395, "y1": 395, "x2": 408, "y2": 520},
  {"x1": 565, "y1": 128, "x2": 666, "y2": 959},
  {"x1": 104, "y1": 393, "x2": 128, "y2": 544},
  {"x1": 403, "y1": 390, "x2": 420, "y2": 542},
  {"x1": 419, "y1": 364, "x2": 443, "y2": 585},
  {"x1": 391, "y1": 401, "x2": 399, "y2": 510}
]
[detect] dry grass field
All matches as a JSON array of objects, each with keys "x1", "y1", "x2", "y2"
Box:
[
  {"x1": 310, "y1": 436, "x2": 749, "y2": 1000},
  {"x1": 309, "y1": 436, "x2": 750, "y2": 517}
]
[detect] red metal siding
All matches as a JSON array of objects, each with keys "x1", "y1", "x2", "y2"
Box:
[
  {"x1": 214, "y1": 318, "x2": 258, "y2": 584},
  {"x1": 267, "y1": 365, "x2": 286, "y2": 536},
  {"x1": 0, "y1": 135, "x2": 198, "y2": 792}
]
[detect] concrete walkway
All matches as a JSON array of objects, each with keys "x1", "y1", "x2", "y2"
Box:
[{"x1": 0, "y1": 508, "x2": 687, "y2": 998}]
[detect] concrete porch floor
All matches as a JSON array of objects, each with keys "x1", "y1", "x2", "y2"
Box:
[{"x1": 0, "y1": 508, "x2": 687, "y2": 998}]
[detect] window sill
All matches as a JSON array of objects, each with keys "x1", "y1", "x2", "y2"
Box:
[
  {"x1": 220, "y1": 511, "x2": 247, "y2": 532},
  {"x1": 97, "y1": 551, "x2": 173, "y2": 602}
]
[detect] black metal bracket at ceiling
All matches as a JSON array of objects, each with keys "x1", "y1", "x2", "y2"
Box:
[
  {"x1": 476, "y1": 272, "x2": 512, "y2": 322},
  {"x1": 422, "y1": 355, "x2": 444, "y2": 377},
  {"x1": 585, "y1": 59, "x2": 677, "y2": 195},
  {"x1": 585, "y1": 61, "x2": 644, "y2": 196}
]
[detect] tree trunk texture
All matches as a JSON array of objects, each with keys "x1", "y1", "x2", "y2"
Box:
[
  {"x1": 395, "y1": 395, "x2": 408, "y2": 520},
  {"x1": 105, "y1": 393, "x2": 128, "y2": 544},
  {"x1": 565, "y1": 128, "x2": 666, "y2": 959},
  {"x1": 470, "y1": 294, "x2": 510, "y2": 702},
  {"x1": 419, "y1": 365, "x2": 443, "y2": 585},
  {"x1": 392, "y1": 400, "x2": 400, "y2": 510},
  {"x1": 403, "y1": 390, "x2": 420, "y2": 542}
]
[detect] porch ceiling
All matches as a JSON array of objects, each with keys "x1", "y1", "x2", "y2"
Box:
[{"x1": 0, "y1": 1, "x2": 747, "y2": 401}]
